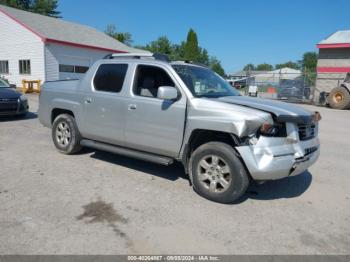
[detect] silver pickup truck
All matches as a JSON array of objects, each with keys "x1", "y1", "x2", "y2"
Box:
[{"x1": 39, "y1": 53, "x2": 321, "y2": 203}]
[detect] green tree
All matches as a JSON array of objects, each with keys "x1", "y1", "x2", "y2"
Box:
[
  {"x1": 0, "y1": 0, "x2": 61, "y2": 17},
  {"x1": 105, "y1": 24, "x2": 133, "y2": 46},
  {"x1": 300, "y1": 52, "x2": 318, "y2": 72},
  {"x1": 170, "y1": 42, "x2": 185, "y2": 61},
  {"x1": 134, "y1": 28, "x2": 225, "y2": 75},
  {"x1": 256, "y1": 63, "x2": 273, "y2": 71},
  {"x1": 0, "y1": 0, "x2": 31, "y2": 9},
  {"x1": 300, "y1": 51, "x2": 318, "y2": 86},
  {"x1": 243, "y1": 63, "x2": 256, "y2": 71},
  {"x1": 145, "y1": 36, "x2": 173, "y2": 55},
  {"x1": 32, "y1": 0, "x2": 60, "y2": 17},
  {"x1": 105, "y1": 24, "x2": 117, "y2": 37},
  {"x1": 275, "y1": 61, "x2": 300, "y2": 70},
  {"x1": 209, "y1": 57, "x2": 225, "y2": 77},
  {"x1": 116, "y1": 32, "x2": 132, "y2": 46},
  {"x1": 184, "y1": 28, "x2": 201, "y2": 62},
  {"x1": 198, "y1": 48, "x2": 209, "y2": 65}
]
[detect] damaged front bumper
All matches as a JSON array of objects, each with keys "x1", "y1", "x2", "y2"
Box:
[{"x1": 236, "y1": 123, "x2": 320, "y2": 180}]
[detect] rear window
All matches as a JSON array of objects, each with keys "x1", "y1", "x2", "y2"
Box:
[{"x1": 93, "y1": 64, "x2": 128, "y2": 93}]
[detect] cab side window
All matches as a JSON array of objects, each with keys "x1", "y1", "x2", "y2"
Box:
[
  {"x1": 94, "y1": 64, "x2": 128, "y2": 93},
  {"x1": 134, "y1": 65, "x2": 175, "y2": 98}
]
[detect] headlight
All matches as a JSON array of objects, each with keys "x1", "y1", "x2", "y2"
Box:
[
  {"x1": 19, "y1": 95, "x2": 27, "y2": 102},
  {"x1": 259, "y1": 123, "x2": 280, "y2": 136}
]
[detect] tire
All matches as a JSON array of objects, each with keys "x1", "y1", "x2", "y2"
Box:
[
  {"x1": 328, "y1": 86, "x2": 350, "y2": 110},
  {"x1": 189, "y1": 142, "x2": 249, "y2": 204},
  {"x1": 52, "y1": 114, "x2": 82, "y2": 154}
]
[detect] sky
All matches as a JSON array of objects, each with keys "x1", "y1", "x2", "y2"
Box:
[{"x1": 58, "y1": 0, "x2": 350, "y2": 73}]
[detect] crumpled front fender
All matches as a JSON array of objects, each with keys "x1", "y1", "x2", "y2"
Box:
[{"x1": 236, "y1": 123, "x2": 320, "y2": 180}]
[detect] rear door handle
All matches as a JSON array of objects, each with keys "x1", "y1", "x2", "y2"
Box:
[
  {"x1": 128, "y1": 104, "x2": 137, "y2": 110},
  {"x1": 84, "y1": 97, "x2": 92, "y2": 104}
]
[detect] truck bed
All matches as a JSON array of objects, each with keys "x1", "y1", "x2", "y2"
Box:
[{"x1": 38, "y1": 79, "x2": 82, "y2": 128}]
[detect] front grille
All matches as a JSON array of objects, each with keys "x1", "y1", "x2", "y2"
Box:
[
  {"x1": 298, "y1": 123, "x2": 316, "y2": 141},
  {"x1": 0, "y1": 98, "x2": 18, "y2": 112},
  {"x1": 0, "y1": 98, "x2": 18, "y2": 102}
]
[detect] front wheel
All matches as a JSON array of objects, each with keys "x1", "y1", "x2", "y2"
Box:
[
  {"x1": 52, "y1": 114, "x2": 82, "y2": 154},
  {"x1": 189, "y1": 142, "x2": 249, "y2": 204}
]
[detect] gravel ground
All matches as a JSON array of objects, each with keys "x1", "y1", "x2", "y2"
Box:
[{"x1": 0, "y1": 94, "x2": 349, "y2": 255}]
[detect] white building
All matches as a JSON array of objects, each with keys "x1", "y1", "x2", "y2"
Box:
[
  {"x1": 227, "y1": 67, "x2": 302, "y2": 88},
  {"x1": 0, "y1": 5, "x2": 147, "y2": 86},
  {"x1": 229, "y1": 68, "x2": 302, "y2": 84},
  {"x1": 253, "y1": 67, "x2": 302, "y2": 83}
]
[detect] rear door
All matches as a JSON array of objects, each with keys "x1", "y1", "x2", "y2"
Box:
[
  {"x1": 82, "y1": 63, "x2": 129, "y2": 146},
  {"x1": 124, "y1": 64, "x2": 187, "y2": 157}
]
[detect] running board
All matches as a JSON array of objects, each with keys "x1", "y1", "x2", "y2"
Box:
[{"x1": 80, "y1": 139, "x2": 174, "y2": 166}]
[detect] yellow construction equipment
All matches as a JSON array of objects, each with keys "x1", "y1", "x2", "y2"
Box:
[{"x1": 21, "y1": 80, "x2": 41, "y2": 94}]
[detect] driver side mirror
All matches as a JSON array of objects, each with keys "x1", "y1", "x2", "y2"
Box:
[
  {"x1": 157, "y1": 86, "x2": 179, "y2": 101},
  {"x1": 10, "y1": 84, "x2": 16, "y2": 89}
]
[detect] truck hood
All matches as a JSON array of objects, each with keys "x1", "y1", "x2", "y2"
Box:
[{"x1": 217, "y1": 96, "x2": 314, "y2": 124}]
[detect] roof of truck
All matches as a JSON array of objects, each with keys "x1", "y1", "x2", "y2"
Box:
[
  {"x1": 0, "y1": 4, "x2": 149, "y2": 54},
  {"x1": 103, "y1": 53, "x2": 208, "y2": 68}
]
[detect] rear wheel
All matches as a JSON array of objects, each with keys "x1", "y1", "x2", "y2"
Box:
[
  {"x1": 189, "y1": 142, "x2": 249, "y2": 204},
  {"x1": 52, "y1": 114, "x2": 82, "y2": 154},
  {"x1": 329, "y1": 86, "x2": 350, "y2": 110}
]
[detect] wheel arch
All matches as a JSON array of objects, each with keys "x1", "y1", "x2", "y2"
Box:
[
  {"x1": 51, "y1": 109, "x2": 83, "y2": 155},
  {"x1": 51, "y1": 108, "x2": 75, "y2": 124},
  {"x1": 181, "y1": 129, "x2": 241, "y2": 176}
]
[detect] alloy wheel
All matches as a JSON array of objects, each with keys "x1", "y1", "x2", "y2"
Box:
[
  {"x1": 55, "y1": 122, "x2": 71, "y2": 147},
  {"x1": 197, "y1": 155, "x2": 232, "y2": 193}
]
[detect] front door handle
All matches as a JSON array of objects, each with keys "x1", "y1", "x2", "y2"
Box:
[
  {"x1": 128, "y1": 104, "x2": 137, "y2": 110},
  {"x1": 84, "y1": 97, "x2": 92, "y2": 104}
]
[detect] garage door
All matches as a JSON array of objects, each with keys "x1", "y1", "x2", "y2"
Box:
[{"x1": 58, "y1": 56, "x2": 90, "y2": 80}]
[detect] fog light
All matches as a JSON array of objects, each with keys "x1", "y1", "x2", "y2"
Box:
[
  {"x1": 249, "y1": 136, "x2": 259, "y2": 145},
  {"x1": 286, "y1": 137, "x2": 298, "y2": 144}
]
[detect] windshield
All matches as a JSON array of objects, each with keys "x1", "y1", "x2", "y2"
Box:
[
  {"x1": 0, "y1": 79, "x2": 10, "y2": 88},
  {"x1": 172, "y1": 64, "x2": 240, "y2": 98}
]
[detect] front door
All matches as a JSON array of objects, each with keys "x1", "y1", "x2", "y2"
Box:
[{"x1": 125, "y1": 64, "x2": 186, "y2": 157}]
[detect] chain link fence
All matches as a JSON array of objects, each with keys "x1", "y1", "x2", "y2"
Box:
[{"x1": 227, "y1": 70, "x2": 317, "y2": 103}]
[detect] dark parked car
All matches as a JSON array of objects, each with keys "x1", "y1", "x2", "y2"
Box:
[
  {"x1": 0, "y1": 79, "x2": 28, "y2": 117},
  {"x1": 277, "y1": 79, "x2": 310, "y2": 101}
]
